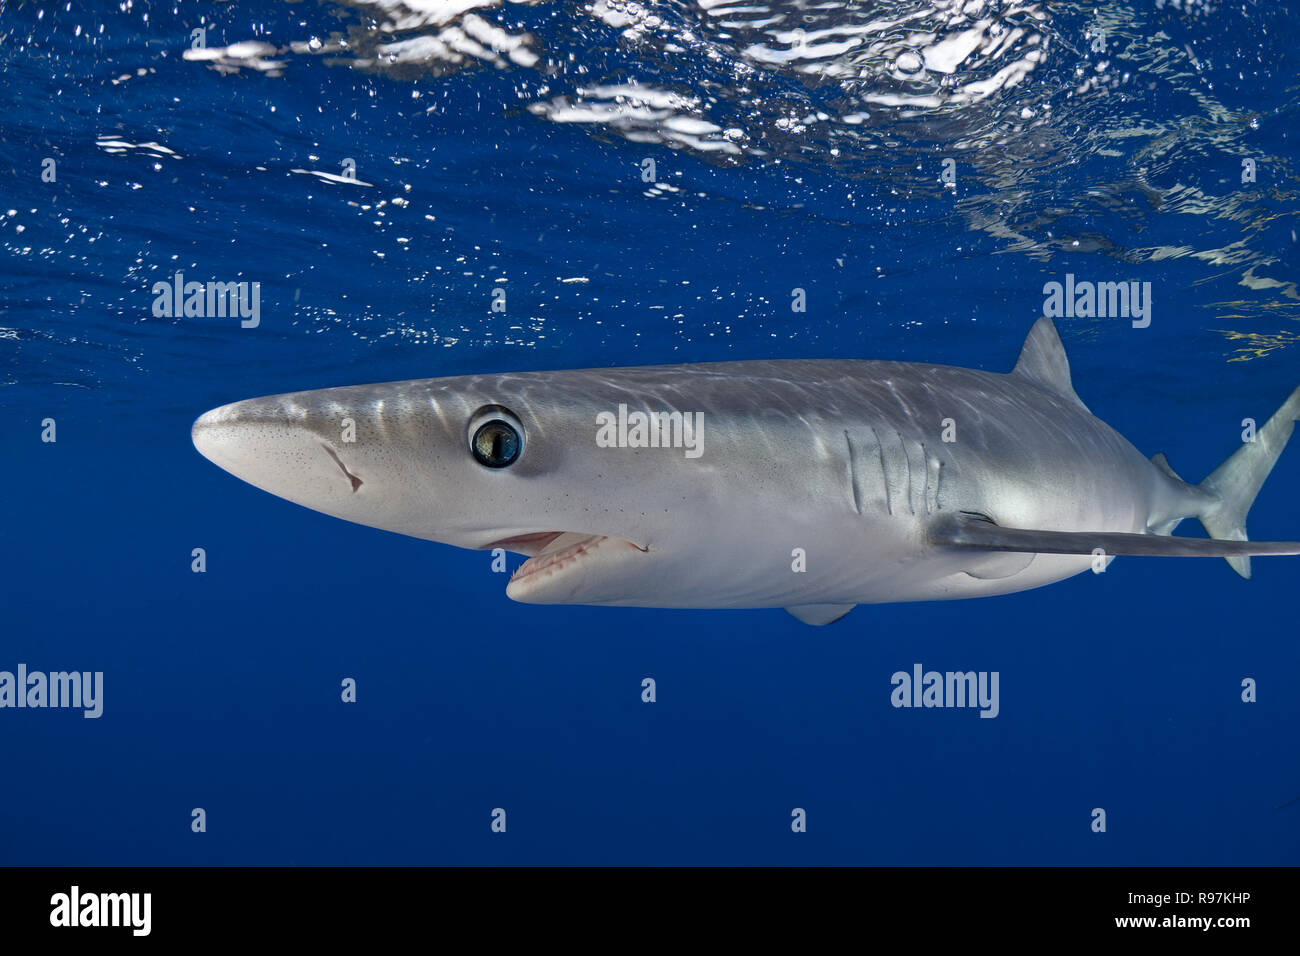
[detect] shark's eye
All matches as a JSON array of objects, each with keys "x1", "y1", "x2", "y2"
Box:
[
  {"x1": 472, "y1": 421, "x2": 520, "y2": 467},
  {"x1": 468, "y1": 406, "x2": 524, "y2": 468}
]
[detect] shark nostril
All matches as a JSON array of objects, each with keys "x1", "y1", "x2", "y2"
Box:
[{"x1": 320, "y1": 443, "x2": 363, "y2": 493}]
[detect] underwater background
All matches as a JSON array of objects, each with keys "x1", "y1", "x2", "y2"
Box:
[{"x1": 1, "y1": 0, "x2": 1298, "y2": 865}]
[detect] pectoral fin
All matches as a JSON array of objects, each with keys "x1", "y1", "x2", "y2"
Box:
[{"x1": 930, "y1": 513, "x2": 1300, "y2": 558}]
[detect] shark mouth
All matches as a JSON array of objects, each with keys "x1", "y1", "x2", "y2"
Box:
[{"x1": 485, "y1": 531, "x2": 649, "y2": 598}]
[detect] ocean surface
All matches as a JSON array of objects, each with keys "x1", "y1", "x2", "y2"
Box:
[{"x1": 2, "y1": 0, "x2": 1298, "y2": 865}]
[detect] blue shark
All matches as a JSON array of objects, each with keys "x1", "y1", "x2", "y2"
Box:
[{"x1": 192, "y1": 318, "x2": 1300, "y2": 624}]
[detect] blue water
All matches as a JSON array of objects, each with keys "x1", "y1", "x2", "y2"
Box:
[{"x1": 2, "y1": 0, "x2": 1298, "y2": 865}]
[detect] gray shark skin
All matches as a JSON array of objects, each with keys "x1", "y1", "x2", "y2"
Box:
[{"x1": 192, "y1": 318, "x2": 1300, "y2": 625}]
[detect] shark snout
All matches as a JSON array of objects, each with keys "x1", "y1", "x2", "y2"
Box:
[
  {"x1": 192, "y1": 400, "x2": 249, "y2": 458},
  {"x1": 192, "y1": 397, "x2": 365, "y2": 508},
  {"x1": 192, "y1": 400, "x2": 253, "y2": 473},
  {"x1": 193, "y1": 398, "x2": 295, "y2": 475}
]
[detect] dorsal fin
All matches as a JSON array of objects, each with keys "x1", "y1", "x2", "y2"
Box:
[
  {"x1": 1011, "y1": 317, "x2": 1088, "y2": 410},
  {"x1": 1150, "y1": 452, "x2": 1183, "y2": 482}
]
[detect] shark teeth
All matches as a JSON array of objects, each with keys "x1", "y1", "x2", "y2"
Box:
[
  {"x1": 508, "y1": 532, "x2": 611, "y2": 585},
  {"x1": 484, "y1": 531, "x2": 565, "y2": 557}
]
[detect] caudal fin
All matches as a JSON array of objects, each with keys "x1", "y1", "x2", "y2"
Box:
[{"x1": 1197, "y1": 385, "x2": 1300, "y2": 578}]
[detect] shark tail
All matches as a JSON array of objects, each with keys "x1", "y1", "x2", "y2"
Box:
[{"x1": 1185, "y1": 384, "x2": 1300, "y2": 579}]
